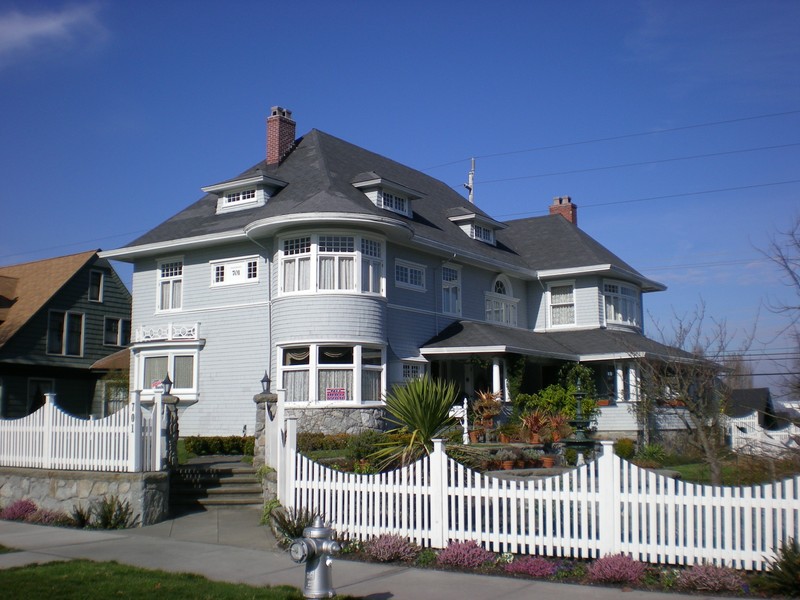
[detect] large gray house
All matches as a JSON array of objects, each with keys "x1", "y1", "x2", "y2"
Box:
[{"x1": 103, "y1": 107, "x2": 677, "y2": 438}]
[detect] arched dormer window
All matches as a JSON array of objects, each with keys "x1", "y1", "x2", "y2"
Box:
[{"x1": 485, "y1": 275, "x2": 518, "y2": 326}]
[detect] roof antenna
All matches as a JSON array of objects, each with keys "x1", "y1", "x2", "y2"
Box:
[{"x1": 463, "y1": 157, "x2": 475, "y2": 203}]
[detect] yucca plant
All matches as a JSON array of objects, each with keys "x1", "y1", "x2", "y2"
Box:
[
  {"x1": 757, "y1": 538, "x2": 800, "y2": 595},
  {"x1": 371, "y1": 376, "x2": 459, "y2": 468}
]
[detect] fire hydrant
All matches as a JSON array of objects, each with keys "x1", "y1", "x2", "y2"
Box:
[{"x1": 289, "y1": 515, "x2": 341, "y2": 599}]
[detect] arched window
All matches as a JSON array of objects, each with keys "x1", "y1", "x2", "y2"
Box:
[{"x1": 485, "y1": 275, "x2": 518, "y2": 326}]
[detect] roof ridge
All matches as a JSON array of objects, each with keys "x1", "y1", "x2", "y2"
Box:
[{"x1": 0, "y1": 248, "x2": 99, "y2": 272}]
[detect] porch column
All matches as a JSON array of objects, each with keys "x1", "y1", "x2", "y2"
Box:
[
  {"x1": 492, "y1": 357, "x2": 503, "y2": 398},
  {"x1": 627, "y1": 363, "x2": 640, "y2": 402},
  {"x1": 615, "y1": 365, "x2": 625, "y2": 402}
]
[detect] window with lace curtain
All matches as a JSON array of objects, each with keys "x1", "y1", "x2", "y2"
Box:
[
  {"x1": 280, "y1": 343, "x2": 384, "y2": 403},
  {"x1": 549, "y1": 282, "x2": 575, "y2": 327}
]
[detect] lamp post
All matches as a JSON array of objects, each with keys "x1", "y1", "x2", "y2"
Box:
[
  {"x1": 161, "y1": 373, "x2": 179, "y2": 469},
  {"x1": 253, "y1": 370, "x2": 278, "y2": 470}
]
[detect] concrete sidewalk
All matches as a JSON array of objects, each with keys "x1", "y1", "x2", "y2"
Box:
[{"x1": 0, "y1": 507, "x2": 732, "y2": 600}]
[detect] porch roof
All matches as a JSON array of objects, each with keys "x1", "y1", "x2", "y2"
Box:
[{"x1": 420, "y1": 321, "x2": 690, "y2": 363}]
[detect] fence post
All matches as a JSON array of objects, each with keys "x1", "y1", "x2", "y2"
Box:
[
  {"x1": 153, "y1": 393, "x2": 165, "y2": 471},
  {"x1": 280, "y1": 417, "x2": 298, "y2": 511},
  {"x1": 128, "y1": 391, "x2": 142, "y2": 472},
  {"x1": 596, "y1": 440, "x2": 617, "y2": 556},
  {"x1": 43, "y1": 393, "x2": 56, "y2": 469},
  {"x1": 429, "y1": 439, "x2": 447, "y2": 548}
]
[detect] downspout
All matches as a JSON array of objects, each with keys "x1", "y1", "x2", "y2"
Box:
[{"x1": 246, "y1": 231, "x2": 273, "y2": 389}]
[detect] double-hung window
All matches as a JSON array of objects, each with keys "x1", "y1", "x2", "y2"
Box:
[
  {"x1": 318, "y1": 236, "x2": 355, "y2": 290},
  {"x1": 395, "y1": 260, "x2": 425, "y2": 291},
  {"x1": 442, "y1": 265, "x2": 461, "y2": 315},
  {"x1": 104, "y1": 317, "x2": 131, "y2": 346},
  {"x1": 47, "y1": 311, "x2": 84, "y2": 356},
  {"x1": 604, "y1": 281, "x2": 640, "y2": 327},
  {"x1": 158, "y1": 260, "x2": 183, "y2": 311},
  {"x1": 142, "y1": 353, "x2": 196, "y2": 392},
  {"x1": 89, "y1": 271, "x2": 104, "y2": 302},
  {"x1": 549, "y1": 283, "x2": 575, "y2": 327},
  {"x1": 361, "y1": 238, "x2": 383, "y2": 294},
  {"x1": 282, "y1": 237, "x2": 311, "y2": 292}
]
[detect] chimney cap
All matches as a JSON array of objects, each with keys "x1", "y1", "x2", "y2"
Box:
[
  {"x1": 270, "y1": 106, "x2": 292, "y2": 119},
  {"x1": 552, "y1": 195, "x2": 573, "y2": 206}
]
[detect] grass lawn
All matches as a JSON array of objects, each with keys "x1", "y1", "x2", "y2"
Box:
[{"x1": 0, "y1": 559, "x2": 332, "y2": 599}]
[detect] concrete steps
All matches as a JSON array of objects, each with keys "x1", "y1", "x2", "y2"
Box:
[{"x1": 170, "y1": 458, "x2": 263, "y2": 509}]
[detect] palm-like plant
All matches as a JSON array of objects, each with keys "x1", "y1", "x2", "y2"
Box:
[{"x1": 371, "y1": 376, "x2": 459, "y2": 468}]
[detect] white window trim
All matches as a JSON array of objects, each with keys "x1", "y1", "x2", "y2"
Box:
[
  {"x1": 547, "y1": 280, "x2": 576, "y2": 328},
  {"x1": 156, "y1": 257, "x2": 184, "y2": 313},
  {"x1": 402, "y1": 362, "x2": 426, "y2": 380},
  {"x1": 136, "y1": 348, "x2": 200, "y2": 403},
  {"x1": 441, "y1": 264, "x2": 461, "y2": 316},
  {"x1": 215, "y1": 187, "x2": 267, "y2": 214},
  {"x1": 395, "y1": 259, "x2": 426, "y2": 292},
  {"x1": 484, "y1": 291, "x2": 519, "y2": 326},
  {"x1": 278, "y1": 232, "x2": 385, "y2": 297},
  {"x1": 379, "y1": 190, "x2": 411, "y2": 217},
  {"x1": 278, "y1": 343, "x2": 386, "y2": 406},
  {"x1": 602, "y1": 279, "x2": 641, "y2": 328},
  {"x1": 209, "y1": 255, "x2": 260, "y2": 288}
]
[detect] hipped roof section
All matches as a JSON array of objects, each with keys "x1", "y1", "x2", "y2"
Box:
[{"x1": 106, "y1": 128, "x2": 660, "y2": 287}]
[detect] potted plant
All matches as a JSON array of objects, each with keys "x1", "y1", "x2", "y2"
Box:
[
  {"x1": 546, "y1": 412, "x2": 572, "y2": 443},
  {"x1": 520, "y1": 409, "x2": 549, "y2": 444},
  {"x1": 496, "y1": 422, "x2": 519, "y2": 444},
  {"x1": 540, "y1": 455, "x2": 555, "y2": 468},
  {"x1": 495, "y1": 449, "x2": 516, "y2": 470},
  {"x1": 522, "y1": 448, "x2": 541, "y2": 467},
  {"x1": 468, "y1": 428, "x2": 484, "y2": 444},
  {"x1": 472, "y1": 390, "x2": 502, "y2": 428}
]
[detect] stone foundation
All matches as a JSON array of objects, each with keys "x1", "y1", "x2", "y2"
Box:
[
  {"x1": 285, "y1": 406, "x2": 387, "y2": 435},
  {"x1": 0, "y1": 467, "x2": 169, "y2": 526}
]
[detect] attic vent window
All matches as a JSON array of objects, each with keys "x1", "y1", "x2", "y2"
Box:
[
  {"x1": 380, "y1": 191, "x2": 409, "y2": 216},
  {"x1": 224, "y1": 188, "x2": 256, "y2": 205},
  {"x1": 472, "y1": 224, "x2": 494, "y2": 244}
]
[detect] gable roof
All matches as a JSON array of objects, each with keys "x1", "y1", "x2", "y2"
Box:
[
  {"x1": 0, "y1": 250, "x2": 98, "y2": 349},
  {"x1": 726, "y1": 388, "x2": 779, "y2": 428},
  {"x1": 104, "y1": 129, "x2": 658, "y2": 288}
]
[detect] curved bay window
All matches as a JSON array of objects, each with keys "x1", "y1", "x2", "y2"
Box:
[
  {"x1": 279, "y1": 233, "x2": 384, "y2": 296},
  {"x1": 281, "y1": 343, "x2": 384, "y2": 403}
]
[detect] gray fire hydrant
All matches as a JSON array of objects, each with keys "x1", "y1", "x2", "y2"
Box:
[{"x1": 289, "y1": 515, "x2": 341, "y2": 599}]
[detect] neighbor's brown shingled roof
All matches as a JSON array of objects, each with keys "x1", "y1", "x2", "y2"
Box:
[{"x1": 0, "y1": 250, "x2": 98, "y2": 349}]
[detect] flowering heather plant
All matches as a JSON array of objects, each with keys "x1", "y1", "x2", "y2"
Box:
[
  {"x1": 26, "y1": 509, "x2": 73, "y2": 527},
  {"x1": 675, "y1": 564, "x2": 746, "y2": 593},
  {"x1": 586, "y1": 553, "x2": 646, "y2": 585},
  {"x1": 504, "y1": 556, "x2": 559, "y2": 578},
  {"x1": 363, "y1": 534, "x2": 421, "y2": 563},
  {"x1": 436, "y1": 540, "x2": 495, "y2": 569},
  {"x1": 0, "y1": 499, "x2": 38, "y2": 521}
]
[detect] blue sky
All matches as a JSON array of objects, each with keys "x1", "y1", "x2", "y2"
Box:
[{"x1": 1, "y1": 1, "x2": 799, "y2": 398}]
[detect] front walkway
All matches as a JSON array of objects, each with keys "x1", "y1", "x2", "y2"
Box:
[{"x1": 0, "y1": 508, "x2": 735, "y2": 600}]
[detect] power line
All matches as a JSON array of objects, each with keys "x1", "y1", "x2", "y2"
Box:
[
  {"x1": 478, "y1": 143, "x2": 800, "y2": 185},
  {"x1": 494, "y1": 178, "x2": 800, "y2": 218},
  {"x1": 423, "y1": 109, "x2": 800, "y2": 171}
]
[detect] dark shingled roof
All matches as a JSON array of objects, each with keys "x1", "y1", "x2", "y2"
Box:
[
  {"x1": 421, "y1": 320, "x2": 690, "y2": 361},
  {"x1": 118, "y1": 129, "x2": 652, "y2": 282}
]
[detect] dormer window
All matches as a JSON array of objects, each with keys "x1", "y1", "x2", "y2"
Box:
[
  {"x1": 448, "y1": 211, "x2": 505, "y2": 246},
  {"x1": 352, "y1": 173, "x2": 421, "y2": 218},
  {"x1": 202, "y1": 173, "x2": 287, "y2": 215}
]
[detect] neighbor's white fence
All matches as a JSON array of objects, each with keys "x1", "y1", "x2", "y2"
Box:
[
  {"x1": 0, "y1": 392, "x2": 164, "y2": 472},
  {"x1": 275, "y1": 418, "x2": 799, "y2": 572}
]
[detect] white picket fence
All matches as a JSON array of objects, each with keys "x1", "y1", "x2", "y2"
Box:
[
  {"x1": 0, "y1": 392, "x2": 164, "y2": 472},
  {"x1": 274, "y1": 418, "x2": 799, "y2": 572}
]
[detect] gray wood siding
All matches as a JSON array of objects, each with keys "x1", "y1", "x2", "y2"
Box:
[
  {"x1": 594, "y1": 404, "x2": 640, "y2": 434},
  {"x1": 272, "y1": 295, "x2": 386, "y2": 344},
  {"x1": 575, "y1": 278, "x2": 602, "y2": 328}
]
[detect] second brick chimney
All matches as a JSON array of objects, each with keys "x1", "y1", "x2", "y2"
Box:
[
  {"x1": 549, "y1": 196, "x2": 578, "y2": 226},
  {"x1": 266, "y1": 106, "x2": 296, "y2": 165}
]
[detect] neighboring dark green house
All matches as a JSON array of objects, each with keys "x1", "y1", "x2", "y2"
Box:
[{"x1": 0, "y1": 251, "x2": 132, "y2": 418}]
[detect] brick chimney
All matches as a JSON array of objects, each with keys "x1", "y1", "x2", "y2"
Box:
[
  {"x1": 266, "y1": 106, "x2": 296, "y2": 165},
  {"x1": 549, "y1": 196, "x2": 578, "y2": 225}
]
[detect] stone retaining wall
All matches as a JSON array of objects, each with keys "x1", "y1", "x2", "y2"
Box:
[{"x1": 0, "y1": 467, "x2": 169, "y2": 526}]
